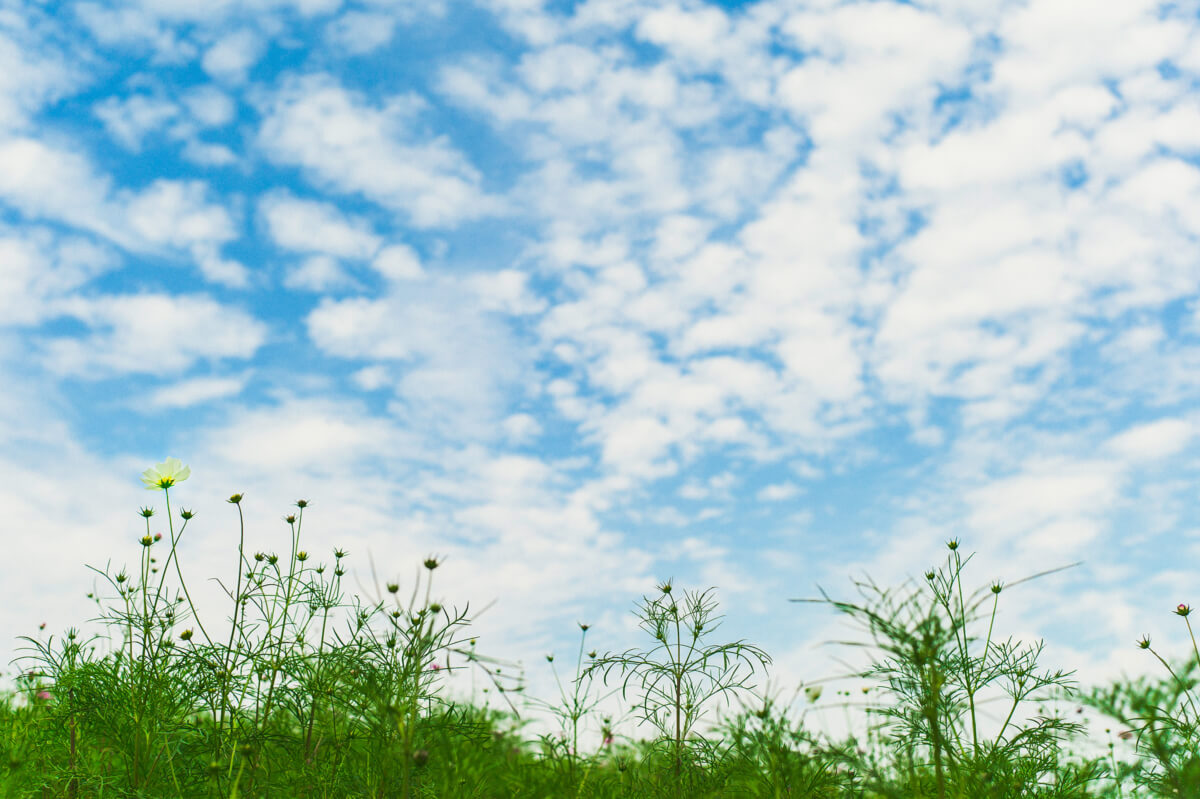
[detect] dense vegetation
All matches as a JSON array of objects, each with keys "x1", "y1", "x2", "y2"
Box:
[{"x1": 3, "y1": 460, "x2": 1196, "y2": 797}]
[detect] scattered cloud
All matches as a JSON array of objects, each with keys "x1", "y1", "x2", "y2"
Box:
[{"x1": 258, "y1": 74, "x2": 501, "y2": 227}]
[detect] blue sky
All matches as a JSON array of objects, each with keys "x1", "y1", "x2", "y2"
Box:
[{"x1": 4, "y1": 0, "x2": 1200, "y2": 734}]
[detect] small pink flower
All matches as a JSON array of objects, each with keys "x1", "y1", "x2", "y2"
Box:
[
  {"x1": 603, "y1": 735, "x2": 613, "y2": 746},
  {"x1": 430, "y1": 663, "x2": 441, "y2": 671},
  {"x1": 35, "y1": 691, "x2": 51, "y2": 702},
  {"x1": 154, "y1": 533, "x2": 162, "y2": 541}
]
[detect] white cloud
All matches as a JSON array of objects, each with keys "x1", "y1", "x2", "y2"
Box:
[
  {"x1": 777, "y1": 2, "x2": 972, "y2": 144},
  {"x1": 259, "y1": 191, "x2": 381, "y2": 259},
  {"x1": 305, "y1": 277, "x2": 532, "y2": 439},
  {"x1": 0, "y1": 31, "x2": 81, "y2": 132},
  {"x1": 0, "y1": 138, "x2": 244, "y2": 285},
  {"x1": 465, "y1": 269, "x2": 547, "y2": 315},
  {"x1": 39, "y1": 293, "x2": 268, "y2": 377},
  {"x1": 756, "y1": 482, "x2": 799, "y2": 502},
  {"x1": 258, "y1": 74, "x2": 500, "y2": 227},
  {"x1": 371, "y1": 244, "x2": 424, "y2": 281},
  {"x1": 146, "y1": 375, "x2": 249, "y2": 408},
  {"x1": 501, "y1": 412, "x2": 542, "y2": 444},
  {"x1": 284, "y1": 254, "x2": 359, "y2": 292},
  {"x1": 202, "y1": 29, "x2": 263, "y2": 83},
  {"x1": 94, "y1": 94, "x2": 179, "y2": 150},
  {"x1": 324, "y1": 11, "x2": 397, "y2": 55},
  {"x1": 1105, "y1": 419, "x2": 1195, "y2": 463},
  {"x1": 183, "y1": 86, "x2": 236, "y2": 127},
  {"x1": 182, "y1": 140, "x2": 238, "y2": 166},
  {"x1": 0, "y1": 228, "x2": 116, "y2": 327}
]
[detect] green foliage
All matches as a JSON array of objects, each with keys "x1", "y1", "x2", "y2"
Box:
[
  {"x1": 584, "y1": 581, "x2": 771, "y2": 795},
  {"x1": 0, "y1": 460, "x2": 1191, "y2": 797},
  {"x1": 797, "y1": 542, "x2": 1104, "y2": 798}
]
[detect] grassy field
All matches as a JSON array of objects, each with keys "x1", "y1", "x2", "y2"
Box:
[{"x1": 2, "y1": 459, "x2": 1196, "y2": 798}]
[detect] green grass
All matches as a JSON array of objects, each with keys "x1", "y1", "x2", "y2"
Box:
[{"x1": 2, "y1": 464, "x2": 1197, "y2": 798}]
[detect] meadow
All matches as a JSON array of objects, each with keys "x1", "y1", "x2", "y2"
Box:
[{"x1": 2, "y1": 459, "x2": 1197, "y2": 798}]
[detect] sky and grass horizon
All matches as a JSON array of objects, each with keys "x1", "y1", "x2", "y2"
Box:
[{"x1": 4, "y1": 0, "x2": 1200, "y2": 731}]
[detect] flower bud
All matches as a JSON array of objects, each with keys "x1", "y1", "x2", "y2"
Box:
[{"x1": 227, "y1": 493, "x2": 243, "y2": 504}]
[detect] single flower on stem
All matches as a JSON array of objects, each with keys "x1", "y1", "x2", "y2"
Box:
[{"x1": 141, "y1": 457, "x2": 191, "y2": 491}]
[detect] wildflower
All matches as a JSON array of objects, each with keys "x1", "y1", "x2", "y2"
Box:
[
  {"x1": 180, "y1": 629, "x2": 193, "y2": 642},
  {"x1": 227, "y1": 493, "x2": 243, "y2": 504},
  {"x1": 1177, "y1": 603, "x2": 1192, "y2": 618},
  {"x1": 35, "y1": 690, "x2": 51, "y2": 702},
  {"x1": 154, "y1": 533, "x2": 162, "y2": 541},
  {"x1": 430, "y1": 663, "x2": 441, "y2": 671},
  {"x1": 141, "y1": 457, "x2": 190, "y2": 491},
  {"x1": 140, "y1": 535, "x2": 153, "y2": 547}
]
